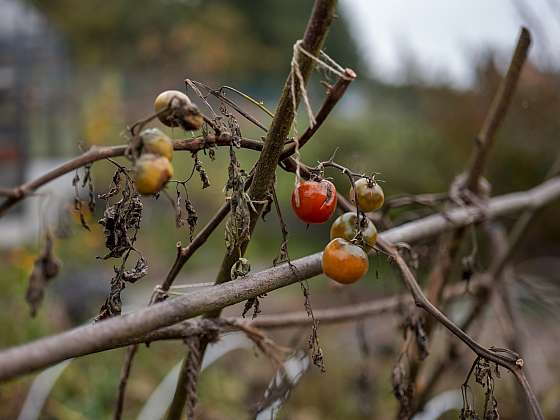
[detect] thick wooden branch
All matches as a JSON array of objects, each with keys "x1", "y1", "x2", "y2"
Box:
[
  {"x1": 139, "y1": 278, "x2": 490, "y2": 342},
  {"x1": 0, "y1": 177, "x2": 558, "y2": 382}
]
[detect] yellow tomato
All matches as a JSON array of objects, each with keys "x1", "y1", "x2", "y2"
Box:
[
  {"x1": 134, "y1": 154, "x2": 174, "y2": 195},
  {"x1": 141, "y1": 128, "x2": 174, "y2": 161}
]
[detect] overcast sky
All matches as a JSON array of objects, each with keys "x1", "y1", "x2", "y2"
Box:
[{"x1": 341, "y1": 0, "x2": 560, "y2": 88}]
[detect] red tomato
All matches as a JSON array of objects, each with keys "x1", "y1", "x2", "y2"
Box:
[{"x1": 291, "y1": 180, "x2": 337, "y2": 224}]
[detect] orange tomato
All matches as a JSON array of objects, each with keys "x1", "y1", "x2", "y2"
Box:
[
  {"x1": 322, "y1": 238, "x2": 369, "y2": 284},
  {"x1": 291, "y1": 180, "x2": 337, "y2": 224}
]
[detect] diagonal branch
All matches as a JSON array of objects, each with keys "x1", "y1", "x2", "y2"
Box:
[
  {"x1": 427, "y1": 25, "x2": 531, "y2": 304},
  {"x1": 465, "y1": 27, "x2": 531, "y2": 193}
]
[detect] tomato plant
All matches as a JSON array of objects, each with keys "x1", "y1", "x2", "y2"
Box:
[{"x1": 291, "y1": 179, "x2": 337, "y2": 224}]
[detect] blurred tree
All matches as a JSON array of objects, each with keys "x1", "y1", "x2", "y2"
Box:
[{"x1": 28, "y1": 0, "x2": 361, "y2": 89}]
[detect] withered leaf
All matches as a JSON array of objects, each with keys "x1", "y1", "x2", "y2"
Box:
[
  {"x1": 231, "y1": 257, "x2": 250, "y2": 280},
  {"x1": 122, "y1": 257, "x2": 148, "y2": 283},
  {"x1": 95, "y1": 267, "x2": 125, "y2": 321},
  {"x1": 25, "y1": 232, "x2": 61, "y2": 317},
  {"x1": 193, "y1": 154, "x2": 210, "y2": 189},
  {"x1": 97, "y1": 170, "x2": 122, "y2": 200},
  {"x1": 98, "y1": 192, "x2": 143, "y2": 259}
]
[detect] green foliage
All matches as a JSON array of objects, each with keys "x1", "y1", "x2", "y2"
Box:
[{"x1": 29, "y1": 0, "x2": 360, "y2": 87}]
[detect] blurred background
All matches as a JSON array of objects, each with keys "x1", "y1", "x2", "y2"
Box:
[{"x1": 1, "y1": 0, "x2": 560, "y2": 418}]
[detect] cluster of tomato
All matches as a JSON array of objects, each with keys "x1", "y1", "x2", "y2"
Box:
[
  {"x1": 291, "y1": 177, "x2": 384, "y2": 284},
  {"x1": 134, "y1": 90, "x2": 203, "y2": 195}
]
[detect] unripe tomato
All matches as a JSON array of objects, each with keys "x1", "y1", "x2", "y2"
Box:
[
  {"x1": 322, "y1": 238, "x2": 369, "y2": 284},
  {"x1": 330, "y1": 212, "x2": 377, "y2": 247},
  {"x1": 140, "y1": 128, "x2": 174, "y2": 161},
  {"x1": 154, "y1": 90, "x2": 203, "y2": 131},
  {"x1": 349, "y1": 178, "x2": 384, "y2": 212},
  {"x1": 134, "y1": 154, "x2": 174, "y2": 195},
  {"x1": 291, "y1": 180, "x2": 337, "y2": 224}
]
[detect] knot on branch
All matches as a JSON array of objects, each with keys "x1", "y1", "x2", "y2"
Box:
[
  {"x1": 25, "y1": 231, "x2": 61, "y2": 317},
  {"x1": 190, "y1": 319, "x2": 222, "y2": 344},
  {"x1": 450, "y1": 172, "x2": 492, "y2": 206},
  {"x1": 13, "y1": 186, "x2": 25, "y2": 199}
]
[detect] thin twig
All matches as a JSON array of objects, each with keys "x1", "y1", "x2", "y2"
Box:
[
  {"x1": 280, "y1": 68, "x2": 356, "y2": 160},
  {"x1": 219, "y1": 86, "x2": 275, "y2": 118},
  {"x1": 112, "y1": 344, "x2": 138, "y2": 420},
  {"x1": 414, "y1": 206, "x2": 541, "y2": 412},
  {"x1": 187, "y1": 79, "x2": 269, "y2": 132}
]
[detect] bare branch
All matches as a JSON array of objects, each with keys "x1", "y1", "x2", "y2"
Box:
[{"x1": 465, "y1": 27, "x2": 531, "y2": 193}]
